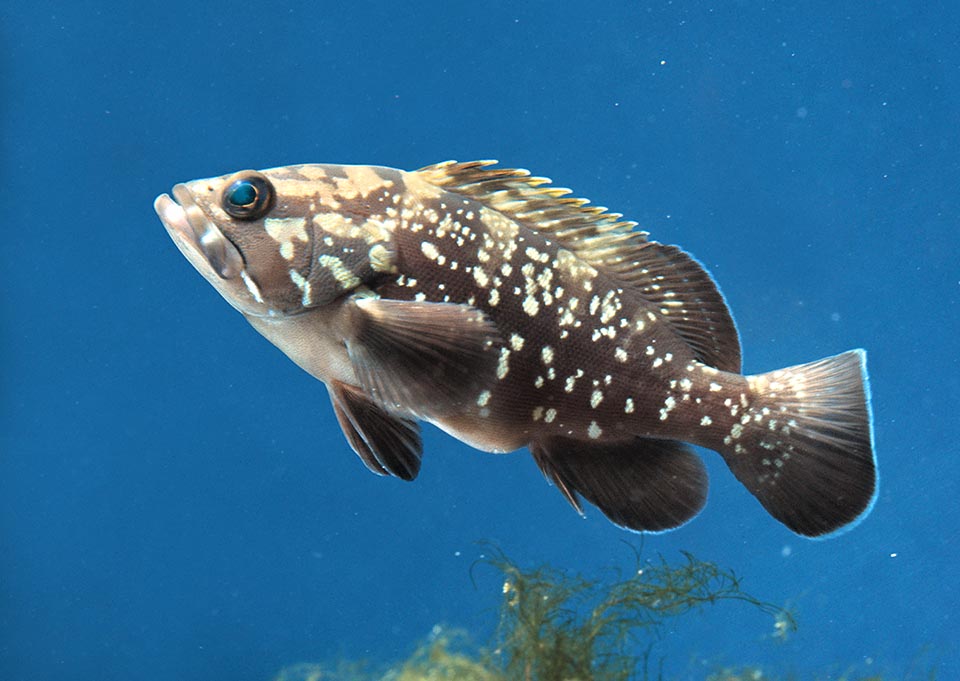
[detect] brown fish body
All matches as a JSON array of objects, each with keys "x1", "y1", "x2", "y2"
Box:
[
  {"x1": 156, "y1": 160, "x2": 877, "y2": 537},
  {"x1": 382, "y1": 208, "x2": 721, "y2": 449}
]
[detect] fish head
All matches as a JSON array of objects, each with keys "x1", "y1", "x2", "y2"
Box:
[{"x1": 155, "y1": 164, "x2": 400, "y2": 318}]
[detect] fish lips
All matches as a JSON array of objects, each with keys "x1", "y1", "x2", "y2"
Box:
[{"x1": 155, "y1": 185, "x2": 244, "y2": 280}]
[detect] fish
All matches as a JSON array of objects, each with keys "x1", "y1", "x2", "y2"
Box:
[{"x1": 155, "y1": 160, "x2": 877, "y2": 537}]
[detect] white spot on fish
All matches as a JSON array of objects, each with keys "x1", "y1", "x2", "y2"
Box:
[
  {"x1": 473, "y1": 265, "x2": 490, "y2": 288},
  {"x1": 587, "y1": 421, "x2": 602, "y2": 439},
  {"x1": 288, "y1": 269, "x2": 313, "y2": 306},
  {"x1": 496, "y1": 348, "x2": 511, "y2": 380},
  {"x1": 265, "y1": 217, "x2": 308, "y2": 261},
  {"x1": 522, "y1": 295, "x2": 540, "y2": 316},
  {"x1": 659, "y1": 395, "x2": 677, "y2": 421},
  {"x1": 368, "y1": 243, "x2": 394, "y2": 273},
  {"x1": 420, "y1": 241, "x2": 439, "y2": 260},
  {"x1": 240, "y1": 270, "x2": 264, "y2": 304},
  {"x1": 563, "y1": 368, "x2": 584, "y2": 393},
  {"x1": 317, "y1": 254, "x2": 360, "y2": 290}
]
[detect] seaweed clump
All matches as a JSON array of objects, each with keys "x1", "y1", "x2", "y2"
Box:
[
  {"x1": 481, "y1": 545, "x2": 793, "y2": 680},
  {"x1": 275, "y1": 546, "x2": 796, "y2": 681}
]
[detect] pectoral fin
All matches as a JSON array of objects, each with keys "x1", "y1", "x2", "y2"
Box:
[
  {"x1": 329, "y1": 380, "x2": 422, "y2": 481},
  {"x1": 345, "y1": 297, "x2": 501, "y2": 417},
  {"x1": 531, "y1": 437, "x2": 708, "y2": 533}
]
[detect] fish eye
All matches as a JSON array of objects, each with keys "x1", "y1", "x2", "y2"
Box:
[{"x1": 221, "y1": 171, "x2": 274, "y2": 220}]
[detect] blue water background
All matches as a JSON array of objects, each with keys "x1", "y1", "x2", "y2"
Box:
[{"x1": 2, "y1": 2, "x2": 957, "y2": 679}]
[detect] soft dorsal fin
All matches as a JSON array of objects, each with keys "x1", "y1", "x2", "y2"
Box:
[
  {"x1": 622, "y1": 241, "x2": 741, "y2": 372},
  {"x1": 414, "y1": 161, "x2": 741, "y2": 371}
]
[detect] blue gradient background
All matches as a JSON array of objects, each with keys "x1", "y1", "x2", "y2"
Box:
[{"x1": 2, "y1": 2, "x2": 957, "y2": 679}]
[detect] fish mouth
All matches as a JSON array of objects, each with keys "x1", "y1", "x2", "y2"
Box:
[{"x1": 155, "y1": 185, "x2": 244, "y2": 279}]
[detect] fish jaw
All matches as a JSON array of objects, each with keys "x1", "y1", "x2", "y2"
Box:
[
  {"x1": 155, "y1": 187, "x2": 274, "y2": 318},
  {"x1": 156, "y1": 184, "x2": 243, "y2": 278}
]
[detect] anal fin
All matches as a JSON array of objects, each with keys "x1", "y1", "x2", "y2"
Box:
[
  {"x1": 329, "y1": 381, "x2": 423, "y2": 481},
  {"x1": 531, "y1": 436, "x2": 708, "y2": 533}
]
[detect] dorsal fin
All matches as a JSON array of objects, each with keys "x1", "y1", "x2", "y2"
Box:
[
  {"x1": 622, "y1": 242, "x2": 741, "y2": 372},
  {"x1": 414, "y1": 160, "x2": 741, "y2": 371}
]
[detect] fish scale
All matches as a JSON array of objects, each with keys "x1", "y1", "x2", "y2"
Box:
[{"x1": 156, "y1": 160, "x2": 877, "y2": 537}]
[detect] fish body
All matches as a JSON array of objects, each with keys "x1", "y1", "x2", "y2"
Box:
[{"x1": 156, "y1": 161, "x2": 877, "y2": 537}]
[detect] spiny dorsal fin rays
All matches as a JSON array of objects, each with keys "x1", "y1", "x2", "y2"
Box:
[
  {"x1": 414, "y1": 161, "x2": 644, "y2": 253},
  {"x1": 414, "y1": 160, "x2": 741, "y2": 371}
]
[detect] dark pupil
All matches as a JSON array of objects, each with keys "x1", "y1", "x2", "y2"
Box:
[{"x1": 229, "y1": 182, "x2": 258, "y2": 207}]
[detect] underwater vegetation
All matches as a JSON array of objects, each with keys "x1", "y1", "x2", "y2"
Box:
[
  {"x1": 274, "y1": 547, "x2": 933, "y2": 681},
  {"x1": 481, "y1": 545, "x2": 794, "y2": 681}
]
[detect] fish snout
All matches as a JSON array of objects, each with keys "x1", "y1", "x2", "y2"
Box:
[{"x1": 155, "y1": 187, "x2": 243, "y2": 280}]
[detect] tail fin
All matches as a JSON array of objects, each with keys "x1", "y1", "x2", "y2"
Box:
[{"x1": 719, "y1": 350, "x2": 877, "y2": 537}]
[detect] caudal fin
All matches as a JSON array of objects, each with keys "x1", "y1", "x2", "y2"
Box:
[{"x1": 718, "y1": 350, "x2": 877, "y2": 537}]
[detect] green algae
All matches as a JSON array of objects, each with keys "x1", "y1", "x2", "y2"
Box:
[
  {"x1": 481, "y1": 545, "x2": 794, "y2": 681},
  {"x1": 274, "y1": 547, "x2": 933, "y2": 681}
]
